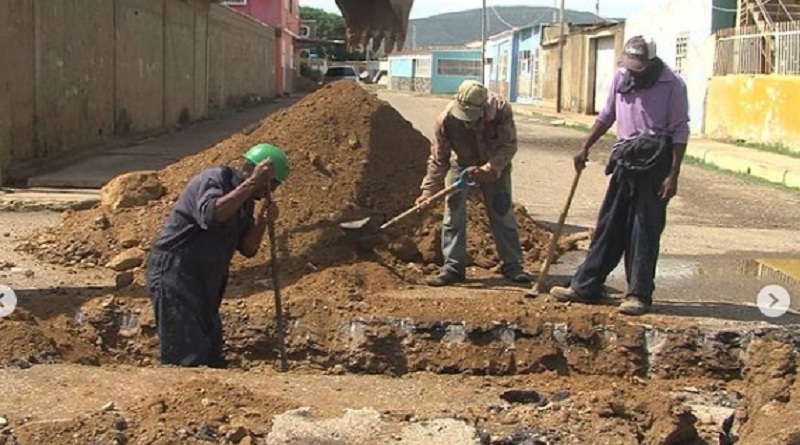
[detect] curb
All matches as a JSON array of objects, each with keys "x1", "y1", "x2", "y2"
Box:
[
  {"x1": 685, "y1": 146, "x2": 797, "y2": 190},
  {"x1": 0, "y1": 189, "x2": 100, "y2": 212}
]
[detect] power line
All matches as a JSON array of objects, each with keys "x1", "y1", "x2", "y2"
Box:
[
  {"x1": 490, "y1": 5, "x2": 515, "y2": 29},
  {"x1": 486, "y1": 2, "x2": 564, "y2": 35}
]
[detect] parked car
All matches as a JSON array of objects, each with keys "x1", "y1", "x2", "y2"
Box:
[{"x1": 322, "y1": 65, "x2": 360, "y2": 85}]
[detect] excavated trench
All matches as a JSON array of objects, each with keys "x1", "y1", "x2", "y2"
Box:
[{"x1": 4, "y1": 288, "x2": 800, "y2": 444}]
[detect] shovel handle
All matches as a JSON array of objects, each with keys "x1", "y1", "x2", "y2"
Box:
[
  {"x1": 379, "y1": 182, "x2": 460, "y2": 231},
  {"x1": 534, "y1": 169, "x2": 582, "y2": 290},
  {"x1": 264, "y1": 186, "x2": 288, "y2": 372}
]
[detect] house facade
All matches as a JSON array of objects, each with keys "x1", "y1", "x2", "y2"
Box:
[
  {"x1": 536, "y1": 21, "x2": 626, "y2": 114},
  {"x1": 388, "y1": 48, "x2": 482, "y2": 94},
  {"x1": 223, "y1": 0, "x2": 301, "y2": 95},
  {"x1": 484, "y1": 25, "x2": 544, "y2": 103}
]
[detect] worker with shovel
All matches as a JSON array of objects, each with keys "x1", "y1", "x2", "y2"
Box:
[
  {"x1": 549, "y1": 36, "x2": 690, "y2": 316},
  {"x1": 416, "y1": 80, "x2": 532, "y2": 287},
  {"x1": 145, "y1": 143, "x2": 290, "y2": 368}
]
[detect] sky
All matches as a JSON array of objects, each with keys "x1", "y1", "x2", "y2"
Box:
[{"x1": 300, "y1": 0, "x2": 646, "y2": 20}]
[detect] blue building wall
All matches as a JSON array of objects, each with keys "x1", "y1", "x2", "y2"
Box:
[
  {"x1": 485, "y1": 35, "x2": 512, "y2": 86},
  {"x1": 518, "y1": 27, "x2": 539, "y2": 52},
  {"x1": 510, "y1": 37, "x2": 520, "y2": 102},
  {"x1": 515, "y1": 26, "x2": 543, "y2": 104},
  {"x1": 389, "y1": 57, "x2": 414, "y2": 78},
  {"x1": 430, "y1": 50, "x2": 482, "y2": 94},
  {"x1": 485, "y1": 26, "x2": 541, "y2": 102}
]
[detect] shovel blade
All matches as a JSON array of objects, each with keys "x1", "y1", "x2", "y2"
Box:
[{"x1": 339, "y1": 216, "x2": 372, "y2": 231}]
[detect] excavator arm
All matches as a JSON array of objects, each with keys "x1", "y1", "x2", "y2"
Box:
[{"x1": 334, "y1": 0, "x2": 414, "y2": 53}]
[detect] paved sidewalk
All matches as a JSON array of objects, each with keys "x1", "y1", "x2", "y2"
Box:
[
  {"x1": 513, "y1": 103, "x2": 800, "y2": 191},
  {"x1": 27, "y1": 98, "x2": 299, "y2": 189}
]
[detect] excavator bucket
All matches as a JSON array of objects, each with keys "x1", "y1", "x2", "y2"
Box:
[{"x1": 334, "y1": 0, "x2": 414, "y2": 53}]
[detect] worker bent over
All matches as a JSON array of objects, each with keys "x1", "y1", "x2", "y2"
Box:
[
  {"x1": 550, "y1": 36, "x2": 690, "y2": 316},
  {"x1": 145, "y1": 144, "x2": 290, "y2": 367},
  {"x1": 417, "y1": 80, "x2": 532, "y2": 287}
]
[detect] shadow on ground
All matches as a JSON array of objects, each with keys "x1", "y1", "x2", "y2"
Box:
[{"x1": 653, "y1": 300, "x2": 800, "y2": 325}]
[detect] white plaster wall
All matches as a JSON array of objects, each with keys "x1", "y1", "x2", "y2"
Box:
[{"x1": 624, "y1": 0, "x2": 715, "y2": 134}]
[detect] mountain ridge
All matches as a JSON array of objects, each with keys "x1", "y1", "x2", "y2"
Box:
[{"x1": 405, "y1": 6, "x2": 611, "y2": 48}]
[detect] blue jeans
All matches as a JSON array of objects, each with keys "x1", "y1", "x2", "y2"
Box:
[
  {"x1": 570, "y1": 158, "x2": 671, "y2": 304},
  {"x1": 441, "y1": 163, "x2": 525, "y2": 277}
]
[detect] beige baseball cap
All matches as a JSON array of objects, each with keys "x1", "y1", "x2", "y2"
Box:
[
  {"x1": 451, "y1": 80, "x2": 488, "y2": 122},
  {"x1": 620, "y1": 35, "x2": 657, "y2": 72}
]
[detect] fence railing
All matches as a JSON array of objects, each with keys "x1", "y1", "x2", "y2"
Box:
[{"x1": 714, "y1": 22, "x2": 800, "y2": 75}]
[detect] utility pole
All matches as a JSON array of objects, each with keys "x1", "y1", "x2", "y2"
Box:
[
  {"x1": 596, "y1": 0, "x2": 600, "y2": 16},
  {"x1": 481, "y1": 0, "x2": 487, "y2": 85},
  {"x1": 556, "y1": 0, "x2": 565, "y2": 113}
]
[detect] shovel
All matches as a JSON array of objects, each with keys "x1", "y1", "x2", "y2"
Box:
[
  {"x1": 525, "y1": 169, "x2": 582, "y2": 298},
  {"x1": 340, "y1": 170, "x2": 471, "y2": 248},
  {"x1": 264, "y1": 185, "x2": 288, "y2": 372}
]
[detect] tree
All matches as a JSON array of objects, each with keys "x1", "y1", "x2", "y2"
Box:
[{"x1": 299, "y1": 6, "x2": 363, "y2": 60}]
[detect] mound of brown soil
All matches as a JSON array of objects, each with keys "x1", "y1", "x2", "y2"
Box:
[{"x1": 19, "y1": 81, "x2": 554, "y2": 295}]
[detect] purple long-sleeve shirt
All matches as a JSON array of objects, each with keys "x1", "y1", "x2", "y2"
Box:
[{"x1": 598, "y1": 67, "x2": 690, "y2": 145}]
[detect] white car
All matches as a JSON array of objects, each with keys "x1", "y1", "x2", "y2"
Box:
[{"x1": 322, "y1": 65, "x2": 360, "y2": 85}]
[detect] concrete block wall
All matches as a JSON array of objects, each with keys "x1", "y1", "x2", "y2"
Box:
[
  {"x1": 208, "y1": 6, "x2": 274, "y2": 109},
  {"x1": 412, "y1": 78, "x2": 432, "y2": 94},
  {"x1": 0, "y1": 1, "x2": 36, "y2": 182},
  {"x1": 0, "y1": 0, "x2": 275, "y2": 185},
  {"x1": 705, "y1": 75, "x2": 800, "y2": 153},
  {"x1": 391, "y1": 77, "x2": 412, "y2": 91}
]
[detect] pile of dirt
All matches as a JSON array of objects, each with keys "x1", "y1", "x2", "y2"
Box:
[
  {"x1": 0, "y1": 305, "x2": 101, "y2": 369},
  {"x1": 11, "y1": 378, "x2": 296, "y2": 445},
  {"x1": 18, "y1": 81, "x2": 556, "y2": 296}
]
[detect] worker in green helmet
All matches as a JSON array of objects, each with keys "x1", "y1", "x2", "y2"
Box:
[{"x1": 146, "y1": 143, "x2": 290, "y2": 368}]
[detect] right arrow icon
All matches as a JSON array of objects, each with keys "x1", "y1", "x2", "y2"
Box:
[{"x1": 758, "y1": 285, "x2": 792, "y2": 318}]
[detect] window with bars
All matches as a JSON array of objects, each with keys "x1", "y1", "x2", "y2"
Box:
[
  {"x1": 437, "y1": 59, "x2": 482, "y2": 76},
  {"x1": 519, "y1": 49, "x2": 532, "y2": 74},
  {"x1": 675, "y1": 33, "x2": 689, "y2": 77},
  {"x1": 415, "y1": 58, "x2": 432, "y2": 78}
]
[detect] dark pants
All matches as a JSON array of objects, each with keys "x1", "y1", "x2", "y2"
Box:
[
  {"x1": 570, "y1": 157, "x2": 671, "y2": 304},
  {"x1": 146, "y1": 249, "x2": 227, "y2": 368}
]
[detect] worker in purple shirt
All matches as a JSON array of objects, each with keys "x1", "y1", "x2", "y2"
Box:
[{"x1": 550, "y1": 36, "x2": 690, "y2": 316}]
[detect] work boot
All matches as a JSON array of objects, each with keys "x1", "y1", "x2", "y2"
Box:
[
  {"x1": 503, "y1": 270, "x2": 533, "y2": 285},
  {"x1": 426, "y1": 270, "x2": 465, "y2": 287},
  {"x1": 618, "y1": 296, "x2": 651, "y2": 316},
  {"x1": 550, "y1": 286, "x2": 598, "y2": 305}
]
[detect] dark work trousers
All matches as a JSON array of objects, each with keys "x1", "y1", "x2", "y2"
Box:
[
  {"x1": 570, "y1": 153, "x2": 673, "y2": 304},
  {"x1": 146, "y1": 249, "x2": 228, "y2": 368}
]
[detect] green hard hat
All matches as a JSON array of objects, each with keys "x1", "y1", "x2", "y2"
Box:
[{"x1": 243, "y1": 143, "x2": 290, "y2": 183}]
